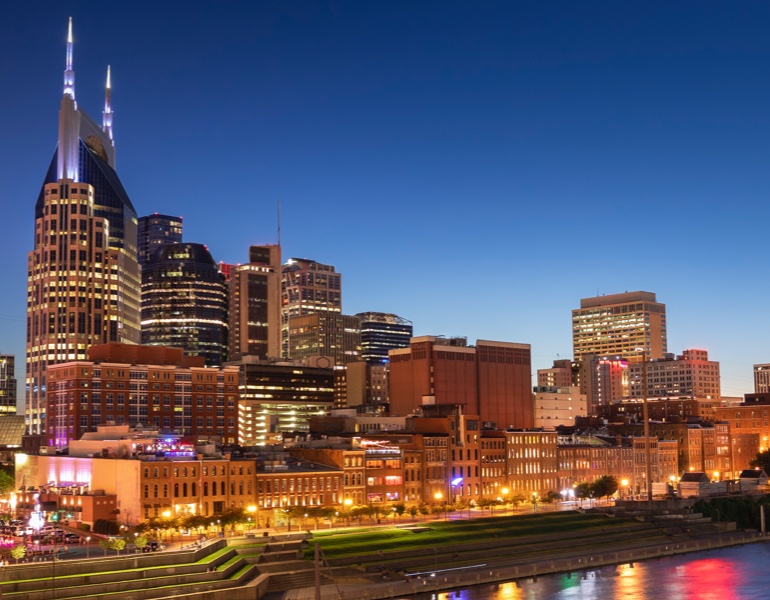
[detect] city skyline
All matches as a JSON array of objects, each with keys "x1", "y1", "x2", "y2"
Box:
[{"x1": 3, "y1": 2, "x2": 770, "y2": 405}]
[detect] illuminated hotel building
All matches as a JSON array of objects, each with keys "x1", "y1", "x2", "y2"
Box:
[
  {"x1": 281, "y1": 258, "x2": 341, "y2": 358},
  {"x1": 572, "y1": 291, "x2": 667, "y2": 361},
  {"x1": 141, "y1": 243, "x2": 228, "y2": 366},
  {"x1": 228, "y1": 245, "x2": 282, "y2": 361},
  {"x1": 137, "y1": 213, "x2": 183, "y2": 266},
  {"x1": 27, "y1": 20, "x2": 140, "y2": 440},
  {"x1": 44, "y1": 343, "x2": 239, "y2": 448},
  {"x1": 0, "y1": 355, "x2": 17, "y2": 415}
]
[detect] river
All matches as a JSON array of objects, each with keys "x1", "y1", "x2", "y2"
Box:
[{"x1": 403, "y1": 543, "x2": 770, "y2": 599}]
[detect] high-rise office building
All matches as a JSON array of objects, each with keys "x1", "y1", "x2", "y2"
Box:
[
  {"x1": 389, "y1": 336, "x2": 533, "y2": 429},
  {"x1": 137, "y1": 214, "x2": 183, "y2": 266},
  {"x1": 572, "y1": 291, "x2": 667, "y2": 361},
  {"x1": 228, "y1": 245, "x2": 281, "y2": 361},
  {"x1": 356, "y1": 312, "x2": 412, "y2": 365},
  {"x1": 286, "y1": 313, "x2": 361, "y2": 365},
  {"x1": 0, "y1": 355, "x2": 17, "y2": 415},
  {"x1": 754, "y1": 364, "x2": 770, "y2": 394},
  {"x1": 27, "y1": 20, "x2": 140, "y2": 439},
  {"x1": 281, "y1": 258, "x2": 341, "y2": 358},
  {"x1": 141, "y1": 243, "x2": 228, "y2": 366}
]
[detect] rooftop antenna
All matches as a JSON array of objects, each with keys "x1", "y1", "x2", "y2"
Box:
[
  {"x1": 63, "y1": 17, "x2": 75, "y2": 100},
  {"x1": 277, "y1": 199, "x2": 281, "y2": 246}
]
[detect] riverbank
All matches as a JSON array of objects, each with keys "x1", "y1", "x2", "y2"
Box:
[{"x1": 276, "y1": 517, "x2": 768, "y2": 600}]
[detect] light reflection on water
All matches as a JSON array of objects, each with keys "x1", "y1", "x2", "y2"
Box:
[{"x1": 406, "y1": 544, "x2": 770, "y2": 599}]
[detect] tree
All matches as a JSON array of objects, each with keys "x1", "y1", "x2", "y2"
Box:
[
  {"x1": 592, "y1": 475, "x2": 619, "y2": 499},
  {"x1": 407, "y1": 505, "x2": 419, "y2": 520},
  {"x1": 134, "y1": 535, "x2": 149, "y2": 552},
  {"x1": 750, "y1": 449, "x2": 770, "y2": 474},
  {"x1": 575, "y1": 482, "x2": 593, "y2": 502},
  {"x1": 10, "y1": 544, "x2": 25, "y2": 564},
  {"x1": 392, "y1": 503, "x2": 406, "y2": 521},
  {"x1": 543, "y1": 491, "x2": 561, "y2": 504},
  {"x1": 0, "y1": 471, "x2": 15, "y2": 496},
  {"x1": 109, "y1": 537, "x2": 126, "y2": 555},
  {"x1": 98, "y1": 539, "x2": 112, "y2": 557}
]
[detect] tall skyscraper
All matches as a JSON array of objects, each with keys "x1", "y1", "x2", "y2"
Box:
[
  {"x1": 356, "y1": 312, "x2": 413, "y2": 365},
  {"x1": 228, "y1": 245, "x2": 282, "y2": 361},
  {"x1": 281, "y1": 258, "x2": 341, "y2": 358},
  {"x1": 0, "y1": 355, "x2": 17, "y2": 415},
  {"x1": 572, "y1": 291, "x2": 667, "y2": 361},
  {"x1": 141, "y1": 243, "x2": 228, "y2": 366},
  {"x1": 137, "y1": 214, "x2": 183, "y2": 266},
  {"x1": 27, "y1": 20, "x2": 140, "y2": 439}
]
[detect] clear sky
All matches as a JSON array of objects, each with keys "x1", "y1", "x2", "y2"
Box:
[{"x1": 2, "y1": 1, "x2": 768, "y2": 404}]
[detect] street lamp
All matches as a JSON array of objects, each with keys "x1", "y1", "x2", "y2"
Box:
[
  {"x1": 532, "y1": 492, "x2": 538, "y2": 513},
  {"x1": 86, "y1": 536, "x2": 91, "y2": 559},
  {"x1": 247, "y1": 505, "x2": 257, "y2": 530},
  {"x1": 450, "y1": 477, "x2": 463, "y2": 520},
  {"x1": 620, "y1": 479, "x2": 629, "y2": 500},
  {"x1": 501, "y1": 487, "x2": 509, "y2": 514},
  {"x1": 434, "y1": 491, "x2": 444, "y2": 520}
]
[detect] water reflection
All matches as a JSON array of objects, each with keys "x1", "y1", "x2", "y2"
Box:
[{"x1": 411, "y1": 545, "x2": 770, "y2": 599}]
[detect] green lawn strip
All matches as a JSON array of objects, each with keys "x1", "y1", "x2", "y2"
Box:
[
  {"x1": 306, "y1": 515, "x2": 639, "y2": 559},
  {"x1": 0, "y1": 548, "x2": 235, "y2": 588}
]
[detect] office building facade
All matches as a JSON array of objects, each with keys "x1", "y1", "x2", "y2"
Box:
[
  {"x1": 572, "y1": 291, "x2": 667, "y2": 361},
  {"x1": 141, "y1": 243, "x2": 228, "y2": 366},
  {"x1": 356, "y1": 312, "x2": 413, "y2": 365},
  {"x1": 228, "y1": 245, "x2": 282, "y2": 361},
  {"x1": 137, "y1": 214, "x2": 183, "y2": 266},
  {"x1": 0, "y1": 356, "x2": 17, "y2": 415},
  {"x1": 281, "y1": 258, "x2": 341, "y2": 358},
  {"x1": 629, "y1": 349, "x2": 721, "y2": 401},
  {"x1": 232, "y1": 357, "x2": 335, "y2": 446},
  {"x1": 44, "y1": 343, "x2": 239, "y2": 448},
  {"x1": 286, "y1": 313, "x2": 361, "y2": 365}
]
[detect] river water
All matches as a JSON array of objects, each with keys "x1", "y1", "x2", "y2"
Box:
[{"x1": 404, "y1": 543, "x2": 770, "y2": 599}]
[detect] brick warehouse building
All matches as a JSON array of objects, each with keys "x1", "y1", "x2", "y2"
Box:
[{"x1": 388, "y1": 336, "x2": 533, "y2": 429}]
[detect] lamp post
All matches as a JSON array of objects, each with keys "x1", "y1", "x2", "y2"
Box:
[
  {"x1": 621, "y1": 479, "x2": 629, "y2": 501},
  {"x1": 247, "y1": 505, "x2": 257, "y2": 531},
  {"x1": 449, "y1": 477, "x2": 464, "y2": 521},
  {"x1": 501, "y1": 487, "x2": 509, "y2": 515},
  {"x1": 532, "y1": 492, "x2": 538, "y2": 514},
  {"x1": 343, "y1": 498, "x2": 353, "y2": 526},
  {"x1": 434, "y1": 491, "x2": 444, "y2": 521},
  {"x1": 86, "y1": 536, "x2": 90, "y2": 559}
]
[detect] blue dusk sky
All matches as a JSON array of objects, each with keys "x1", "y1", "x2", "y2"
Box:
[{"x1": 2, "y1": 1, "x2": 768, "y2": 404}]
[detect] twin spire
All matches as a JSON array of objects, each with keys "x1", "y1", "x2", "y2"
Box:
[{"x1": 63, "y1": 17, "x2": 115, "y2": 143}]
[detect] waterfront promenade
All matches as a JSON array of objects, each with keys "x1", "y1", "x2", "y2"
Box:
[{"x1": 277, "y1": 527, "x2": 766, "y2": 600}]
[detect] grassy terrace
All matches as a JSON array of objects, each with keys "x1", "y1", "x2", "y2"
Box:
[{"x1": 305, "y1": 511, "x2": 638, "y2": 560}]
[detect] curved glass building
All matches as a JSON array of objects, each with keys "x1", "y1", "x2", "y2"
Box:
[{"x1": 141, "y1": 243, "x2": 228, "y2": 366}]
